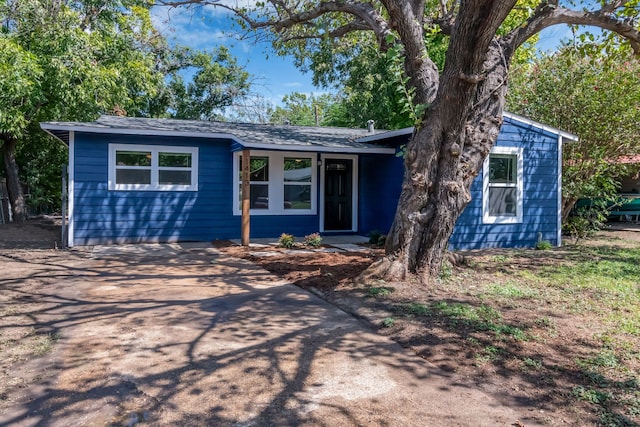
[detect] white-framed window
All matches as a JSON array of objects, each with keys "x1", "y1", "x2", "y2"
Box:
[
  {"x1": 482, "y1": 146, "x2": 523, "y2": 224},
  {"x1": 108, "y1": 144, "x2": 198, "y2": 191},
  {"x1": 233, "y1": 150, "x2": 317, "y2": 215}
]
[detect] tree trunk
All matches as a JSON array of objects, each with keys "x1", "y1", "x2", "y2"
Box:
[
  {"x1": 562, "y1": 197, "x2": 578, "y2": 223},
  {"x1": 1, "y1": 137, "x2": 27, "y2": 223},
  {"x1": 361, "y1": 33, "x2": 514, "y2": 285}
]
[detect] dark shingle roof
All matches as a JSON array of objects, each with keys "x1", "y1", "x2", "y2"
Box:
[{"x1": 41, "y1": 115, "x2": 397, "y2": 154}]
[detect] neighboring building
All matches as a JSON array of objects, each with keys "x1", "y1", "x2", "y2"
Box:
[
  {"x1": 617, "y1": 155, "x2": 640, "y2": 195},
  {"x1": 41, "y1": 113, "x2": 576, "y2": 249}
]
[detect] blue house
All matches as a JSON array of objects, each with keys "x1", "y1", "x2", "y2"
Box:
[{"x1": 41, "y1": 113, "x2": 576, "y2": 249}]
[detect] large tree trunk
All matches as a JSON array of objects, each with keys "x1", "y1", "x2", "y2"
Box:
[
  {"x1": 1, "y1": 137, "x2": 27, "y2": 223},
  {"x1": 362, "y1": 2, "x2": 517, "y2": 285}
]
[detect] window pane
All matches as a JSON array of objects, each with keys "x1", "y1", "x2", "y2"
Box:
[
  {"x1": 159, "y1": 152, "x2": 191, "y2": 168},
  {"x1": 238, "y1": 184, "x2": 269, "y2": 209},
  {"x1": 159, "y1": 170, "x2": 191, "y2": 185},
  {"x1": 284, "y1": 158, "x2": 312, "y2": 182},
  {"x1": 238, "y1": 156, "x2": 269, "y2": 181},
  {"x1": 116, "y1": 151, "x2": 151, "y2": 166},
  {"x1": 489, "y1": 155, "x2": 516, "y2": 183},
  {"x1": 116, "y1": 169, "x2": 151, "y2": 185},
  {"x1": 489, "y1": 187, "x2": 517, "y2": 216},
  {"x1": 284, "y1": 184, "x2": 311, "y2": 209}
]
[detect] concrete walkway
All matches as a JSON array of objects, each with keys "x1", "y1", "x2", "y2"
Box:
[{"x1": 2, "y1": 243, "x2": 531, "y2": 426}]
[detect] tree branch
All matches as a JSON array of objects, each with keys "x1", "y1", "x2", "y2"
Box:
[
  {"x1": 158, "y1": 0, "x2": 394, "y2": 48},
  {"x1": 508, "y1": 1, "x2": 640, "y2": 54}
]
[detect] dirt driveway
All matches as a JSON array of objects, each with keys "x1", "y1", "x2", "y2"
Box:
[{"x1": 0, "y1": 237, "x2": 541, "y2": 426}]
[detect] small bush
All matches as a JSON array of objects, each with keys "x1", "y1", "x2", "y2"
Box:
[
  {"x1": 564, "y1": 205, "x2": 608, "y2": 243},
  {"x1": 536, "y1": 240, "x2": 553, "y2": 250},
  {"x1": 303, "y1": 232, "x2": 323, "y2": 247},
  {"x1": 381, "y1": 317, "x2": 396, "y2": 328},
  {"x1": 377, "y1": 234, "x2": 387, "y2": 246},
  {"x1": 278, "y1": 233, "x2": 296, "y2": 248},
  {"x1": 368, "y1": 230, "x2": 381, "y2": 245},
  {"x1": 368, "y1": 286, "x2": 393, "y2": 297}
]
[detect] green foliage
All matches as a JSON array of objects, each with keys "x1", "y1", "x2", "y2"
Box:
[
  {"x1": 535, "y1": 240, "x2": 553, "y2": 250},
  {"x1": 368, "y1": 286, "x2": 393, "y2": 297},
  {"x1": 507, "y1": 46, "x2": 640, "y2": 220},
  {"x1": 303, "y1": 232, "x2": 322, "y2": 247},
  {"x1": 565, "y1": 201, "x2": 611, "y2": 243},
  {"x1": 368, "y1": 230, "x2": 386, "y2": 246},
  {"x1": 423, "y1": 301, "x2": 528, "y2": 340},
  {"x1": 167, "y1": 47, "x2": 251, "y2": 121},
  {"x1": 381, "y1": 317, "x2": 396, "y2": 328},
  {"x1": 278, "y1": 233, "x2": 296, "y2": 248},
  {"x1": 368, "y1": 230, "x2": 382, "y2": 245},
  {"x1": 0, "y1": 1, "x2": 252, "y2": 213},
  {"x1": 268, "y1": 92, "x2": 336, "y2": 126},
  {"x1": 439, "y1": 259, "x2": 453, "y2": 280}
]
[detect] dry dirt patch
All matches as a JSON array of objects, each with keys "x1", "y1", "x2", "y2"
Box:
[
  {"x1": 220, "y1": 229, "x2": 640, "y2": 426},
  {"x1": 2, "y1": 220, "x2": 639, "y2": 426}
]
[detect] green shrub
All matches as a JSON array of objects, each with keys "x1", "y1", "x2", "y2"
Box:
[
  {"x1": 278, "y1": 233, "x2": 296, "y2": 248},
  {"x1": 303, "y1": 232, "x2": 323, "y2": 247},
  {"x1": 564, "y1": 204, "x2": 608, "y2": 243},
  {"x1": 381, "y1": 317, "x2": 396, "y2": 328},
  {"x1": 536, "y1": 240, "x2": 553, "y2": 250},
  {"x1": 368, "y1": 230, "x2": 381, "y2": 244}
]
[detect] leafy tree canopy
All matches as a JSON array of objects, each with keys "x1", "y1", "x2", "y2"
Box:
[
  {"x1": 507, "y1": 44, "x2": 640, "y2": 220},
  {"x1": 0, "y1": 0, "x2": 252, "y2": 219},
  {"x1": 267, "y1": 92, "x2": 337, "y2": 126}
]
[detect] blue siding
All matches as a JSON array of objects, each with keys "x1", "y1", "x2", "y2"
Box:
[
  {"x1": 358, "y1": 153, "x2": 404, "y2": 235},
  {"x1": 71, "y1": 133, "x2": 323, "y2": 245},
  {"x1": 72, "y1": 114, "x2": 560, "y2": 249},
  {"x1": 358, "y1": 116, "x2": 560, "y2": 250}
]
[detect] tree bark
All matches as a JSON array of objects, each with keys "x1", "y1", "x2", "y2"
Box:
[
  {"x1": 361, "y1": 14, "x2": 515, "y2": 285},
  {"x1": 1, "y1": 137, "x2": 27, "y2": 223}
]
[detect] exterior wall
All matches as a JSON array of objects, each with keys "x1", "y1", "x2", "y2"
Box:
[
  {"x1": 71, "y1": 133, "x2": 321, "y2": 245},
  {"x1": 71, "y1": 115, "x2": 560, "y2": 249},
  {"x1": 358, "y1": 118, "x2": 561, "y2": 250},
  {"x1": 358, "y1": 153, "x2": 403, "y2": 235}
]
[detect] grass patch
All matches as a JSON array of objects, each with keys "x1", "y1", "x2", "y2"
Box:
[
  {"x1": 398, "y1": 301, "x2": 530, "y2": 341},
  {"x1": 381, "y1": 317, "x2": 396, "y2": 328},
  {"x1": 31, "y1": 332, "x2": 60, "y2": 356},
  {"x1": 522, "y1": 245, "x2": 640, "y2": 335},
  {"x1": 367, "y1": 286, "x2": 394, "y2": 298},
  {"x1": 486, "y1": 281, "x2": 538, "y2": 299}
]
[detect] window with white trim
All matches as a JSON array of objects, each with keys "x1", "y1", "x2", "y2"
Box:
[
  {"x1": 109, "y1": 144, "x2": 198, "y2": 191},
  {"x1": 483, "y1": 147, "x2": 523, "y2": 224},
  {"x1": 233, "y1": 151, "x2": 317, "y2": 215}
]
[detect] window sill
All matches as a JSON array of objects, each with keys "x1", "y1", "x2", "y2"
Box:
[{"x1": 483, "y1": 215, "x2": 522, "y2": 224}]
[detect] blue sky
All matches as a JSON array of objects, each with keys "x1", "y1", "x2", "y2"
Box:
[
  {"x1": 151, "y1": 4, "x2": 576, "y2": 107},
  {"x1": 151, "y1": 4, "x2": 317, "y2": 107}
]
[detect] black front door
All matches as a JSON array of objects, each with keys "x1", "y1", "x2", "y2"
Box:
[{"x1": 324, "y1": 159, "x2": 352, "y2": 231}]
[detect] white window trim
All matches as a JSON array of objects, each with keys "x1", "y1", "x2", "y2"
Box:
[
  {"x1": 319, "y1": 154, "x2": 359, "y2": 233},
  {"x1": 232, "y1": 150, "x2": 317, "y2": 216},
  {"x1": 482, "y1": 146, "x2": 523, "y2": 224},
  {"x1": 108, "y1": 144, "x2": 198, "y2": 191}
]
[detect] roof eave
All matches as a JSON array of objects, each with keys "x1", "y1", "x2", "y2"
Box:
[
  {"x1": 502, "y1": 112, "x2": 578, "y2": 142},
  {"x1": 40, "y1": 122, "x2": 396, "y2": 155},
  {"x1": 354, "y1": 113, "x2": 579, "y2": 143},
  {"x1": 236, "y1": 142, "x2": 396, "y2": 155}
]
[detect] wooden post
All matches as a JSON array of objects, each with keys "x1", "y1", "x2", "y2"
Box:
[
  {"x1": 61, "y1": 165, "x2": 67, "y2": 249},
  {"x1": 241, "y1": 149, "x2": 250, "y2": 246}
]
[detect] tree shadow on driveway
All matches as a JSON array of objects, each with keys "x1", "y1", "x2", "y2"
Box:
[{"x1": 0, "y1": 247, "x2": 524, "y2": 426}]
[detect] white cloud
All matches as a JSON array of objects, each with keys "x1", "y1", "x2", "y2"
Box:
[{"x1": 151, "y1": 5, "x2": 240, "y2": 49}]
